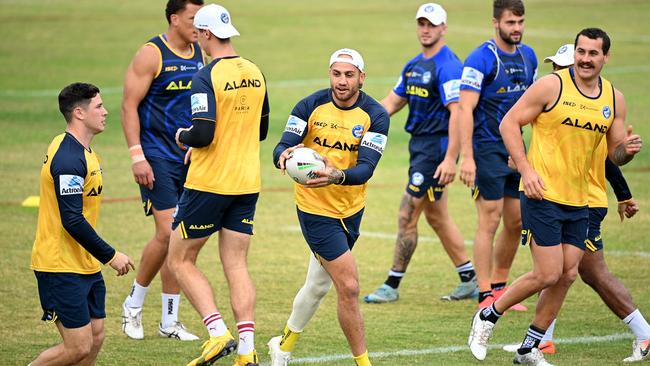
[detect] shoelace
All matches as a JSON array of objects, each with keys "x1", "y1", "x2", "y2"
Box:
[
  {"x1": 122, "y1": 309, "x2": 141, "y2": 328},
  {"x1": 475, "y1": 322, "x2": 493, "y2": 345}
]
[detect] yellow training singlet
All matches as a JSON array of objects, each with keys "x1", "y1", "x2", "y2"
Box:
[
  {"x1": 526, "y1": 67, "x2": 615, "y2": 206},
  {"x1": 184, "y1": 56, "x2": 268, "y2": 195},
  {"x1": 587, "y1": 137, "x2": 608, "y2": 208}
]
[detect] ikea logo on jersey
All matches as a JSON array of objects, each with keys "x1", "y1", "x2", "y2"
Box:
[
  {"x1": 285, "y1": 115, "x2": 307, "y2": 136},
  {"x1": 191, "y1": 93, "x2": 208, "y2": 115},
  {"x1": 360, "y1": 132, "x2": 387, "y2": 154},
  {"x1": 59, "y1": 175, "x2": 84, "y2": 195},
  {"x1": 461, "y1": 67, "x2": 483, "y2": 90}
]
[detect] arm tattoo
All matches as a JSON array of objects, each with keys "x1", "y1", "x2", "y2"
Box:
[
  {"x1": 612, "y1": 143, "x2": 634, "y2": 166},
  {"x1": 327, "y1": 169, "x2": 345, "y2": 185}
]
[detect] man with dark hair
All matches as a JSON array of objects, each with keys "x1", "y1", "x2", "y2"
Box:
[
  {"x1": 167, "y1": 4, "x2": 269, "y2": 366},
  {"x1": 30, "y1": 82, "x2": 134, "y2": 366},
  {"x1": 364, "y1": 3, "x2": 477, "y2": 305},
  {"x1": 468, "y1": 27, "x2": 643, "y2": 365},
  {"x1": 268, "y1": 48, "x2": 388, "y2": 366},
  {"x1": 120, "y1": 0, "x2": 204, "y2": 341},
  {"x1": 502, "y1": 42, "x2": 650, "y2": 362},
  {"x1": 458, "y1": 0, "x2": 536, "y2": 311}
]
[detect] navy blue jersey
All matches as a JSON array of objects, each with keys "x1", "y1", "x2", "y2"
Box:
[
  {"x1": 460, "y1": 40, "x2": 537, "y2": 146},
  {"x1": 138, "y1": 35, "x2": 205, "y2": 163},
  {"x1": 394, "y1": 45, "x2": 463, "y2": 136}
]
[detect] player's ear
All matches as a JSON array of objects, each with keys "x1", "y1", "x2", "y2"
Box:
[{"x1": 170, "y1": 13, "x2": 179, "y2": 27}]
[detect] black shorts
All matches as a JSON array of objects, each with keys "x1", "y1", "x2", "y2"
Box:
[
  {"x1": 297, "y1": 208, "x2": 364, "y2": 261},
  {"x1": 473, "y1": 143, "x2": 520, "y2": 201},
  {"x1": 520, "y1": 193, "x2": 589, "y2": 249},
  {"x1": 35, "y1": 271, "x2": 106, "y2": 329},
  {"x1": 140, "y1": 157, "x2": 188, "y2": 215},
  {"x1": 172, "y1": 189, "x2": 258, "y2": 238},
  {"x1": 406, "y1": 134, "x2": 448, "y2": 201},
  {"x1": 585, "y1": 207, "x2": 607, "y2": 252}
]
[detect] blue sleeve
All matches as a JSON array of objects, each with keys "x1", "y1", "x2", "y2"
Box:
[
  {"x1": 341, "y1": 106, "x2": 390, "y2": 185},
  {"x1": 272, "y1": 99, "x2": 311, "y2": 168},
  {"x1": 605, "y1": 158, "x2": 632, "y2": 202},
  {"x1": 392, "y1": 62, "x2": 410, "y2": 98},
  {"x1": 51, "y1": 151, "x2": 116, "y2": 264},
  {"x1": 460, "y1": 47, "x2": 491, "y2": 93},
  {"x1": 437, "y1": 59, "x2": 462, "y2": 106}
]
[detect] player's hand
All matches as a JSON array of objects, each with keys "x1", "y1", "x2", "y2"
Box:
[
  {"x1": 459, "y1": 157, "x2": 476, "y2": 188},
  {"x1": 305, "y1": 156, "x2": 343, "y2": 188},
  {"x1": 175, "y1": 127, "x2": 192, "y2": 150},
  {"x1": 184, "y1": 147, "x2": 192, "y2": 165},
  {"x1": 507, "y1": 156, "x2": 518, "y2": 171},
  {"x1": 624, "y1": 125, "x2": 642, "y2": 155},
  {"x1": 434, "y1": 157, "x2": 456, "y2": 186},
  {"x1": 110, "y1": 252, "x2": 135, "y2": 276},
  {"x1": 617, "y1": 198, "x2": 639, "y2": 221},
  {"x1": 520, "y1": 166, "x2": 546, "y2": 200},
  {"x1": 277, "y1": 144, "x2": 305, "y2": 173},
  {"x1": 132, "y1": 160, "x2": 155, "y2": 190}
]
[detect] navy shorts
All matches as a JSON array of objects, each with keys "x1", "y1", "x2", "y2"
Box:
[
  {"x1": 172, "y1": 189, "x2": 258, "y2": 238},
  {"x1": 473, "y1": 143, "x2": 520, "y2": 200},
  {"x1": 297, "y1": 208, "x2": 364, "y2": 261},
  {"x1": 140, "y1": 157, "x2": 188, "y2": 215},
  {"x1": 34, "y1": 271, "x2": 106, "y2": 329},
  {"x1": 520, "y1": 193, "x2": 589, "y2": 249},
  {"x1": 406, "y1": 134, "x2": 448, "y2": 201},
  {"x1": 585, "y1": 207, "x2": 607, "y2": 252}
]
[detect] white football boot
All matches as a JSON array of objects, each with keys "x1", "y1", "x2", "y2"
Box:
[
  {"x1": 121, "y1": 303, "x2": 144, "y2": 340},
  {"x1": 268, "y1": 336, "x2": 292, "y2": 366},
  {"x1": 158, "y1": 321, "x2": 200, "y2": 341}
]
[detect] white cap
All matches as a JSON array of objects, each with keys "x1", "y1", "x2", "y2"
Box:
[
  {"x1": 544, "y1": 44, "x2": 574, "y2": 67},
  {"x1": 194, "y1": 4, "x2": 239, "y2": 39},
  {"x1": 415, "y1": 3, "x2": 447, "y2": 25},
  {"x1": 329, "y1": 48, "x2": 365, "y2": 72}
]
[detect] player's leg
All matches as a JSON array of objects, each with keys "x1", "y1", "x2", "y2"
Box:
[
  {"x1": 422, "y1": 189, "x2": 477, "y2": 301},
  {"x1": 77, "y1": 318, "x2": 105, "y2": 366},
  {"x1": 364, "y1": 192, "x2": 425, "y2": 303},
  {"x1": 31, "y1": 322, "x2": 94, "y2": 366},
  {"x1": 268, "y1": 254, "x2": 331, "y2": 366},
  {"x1": 321, "y1": 250, "x2": 370, "y2": 364},
  {"x1": 473, "y1": 195, "x2": 503, "y2": 304}
]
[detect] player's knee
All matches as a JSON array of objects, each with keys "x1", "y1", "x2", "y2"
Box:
[
  {"x1": 424, "y1": 211, "x2": 447, "y2": 231},
  {"x1": 307, "y1": 280, "x2": 332, "y2": 299},
  {"x1": 336, "y1": 278, "x2": 360, "y2": 300},
  {"x1": 66, "y1": 338, "x2": 93, "y2": 363},
  {"x1": 503, "y1": 216, "x2": 521, "y2": 232},
  {"x1": 560, "y1": 266, "x2": 580, "y2": 285},
  {"x1": 92, "y1": 329, "x2": 105, "y2": 350},
  {"x1": 537, "y1": 270, "x2": 562, "y2": 288}
]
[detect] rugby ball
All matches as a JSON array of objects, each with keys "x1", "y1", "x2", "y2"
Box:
[{"x1": 285, "y1": 147, "x2": 326, "y2": 185}]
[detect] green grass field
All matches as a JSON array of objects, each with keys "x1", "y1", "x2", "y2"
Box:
[{"x1": 1, "y1": 0, "x2": 649, "y2": 365}]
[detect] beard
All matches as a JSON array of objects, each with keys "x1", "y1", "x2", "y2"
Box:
[{"x1": 498, "y1": 28, "x2": 522, "y2": 45}]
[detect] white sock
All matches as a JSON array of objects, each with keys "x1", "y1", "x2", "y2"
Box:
[
  {"x1": 237, "y1": 321, "x2": 255, "y2": 355},
  {"x1": 287, "y1": 254, "x2": 332, "y2": 331},
  {"x1": 124, "y1": 281, "x2": 149, "y2": 308},
  {"x1": 161, "y1": 293, "x2": 180, "y2": 328},
  {"x1": 542, "y1": 319, "x2": 556, "y2": 341},
  {"x1": 623, "y1": 309, "x2": 650, "y2": 341},
  {"x1": 203, "y1": 312, "x2": 228, "y2": 337}
]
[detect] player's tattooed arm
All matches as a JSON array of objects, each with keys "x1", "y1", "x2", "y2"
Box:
[
  {"x1": 328, "y1": 168, "x2": 345, "y2": 185},
  {"x1": 612, "y1": 141, "x2": 636, "y2": 166}
]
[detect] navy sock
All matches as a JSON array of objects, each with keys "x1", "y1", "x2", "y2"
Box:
[
  {"x1": 478, "y1": 290, "x2": 493, "y2": 303},
  {"x1": 479, "y1": 304, "x2": 502, "y2": 324},
  {"x1": 517, "y1": 324, "x2": 547, "y2": 355}
]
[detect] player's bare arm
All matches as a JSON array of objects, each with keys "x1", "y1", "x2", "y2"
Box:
[
  {"x1": 305, "y1": 156, "x2": 344, "y2": 188},
  {"x1": 500, "y1": 74, "x2": 559, "y2": 200},
  {"x1": 121, "y1": 44, "x2": 160, "y2": 189},
  {"x1": 458, "y1": 89, "x2": 479, "y2": 187},
  {"x1": 435, "y1": 101, "x2": 461, "y2": 185},
  {"x1": 607, "y1": 89, "x2": 642, "y2": 166},
  {"x1": 380, "y1": 91, "x2": 408, "y2": 116}
]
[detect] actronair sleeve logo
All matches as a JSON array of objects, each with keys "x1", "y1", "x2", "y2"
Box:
[
  {"x1": 442, "y1": 79, "x2": 461, "y2": 101},
  {"x1": 360, "y1": 132, "x2": 387, "y2": 154},
  {"x1": 59, "y1": 175, "x2": 84, "y2": 195},
  {"x1": 461, "y1": 67, "x2": 484, "y2": 90},
  {"x1": 191, "y1": 93, "x2": 208, "y2": 115},
  {"x1": 284, "y1": 115, "x2": 307, "y2": 136}
]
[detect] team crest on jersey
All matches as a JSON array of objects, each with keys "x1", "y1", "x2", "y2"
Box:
[
  {"x1": 602, "y1": 106, "x2": 611, "y2": 119},
  {"x1": 351, "y1": 125, "x2": 364, "y2": 139},
  {"x1": 59, "y1": 175, "x2": 84, "y2": 195},
  {"x1": 197, "y1": 62, "x2": 204, "y2": 70},
  {"x1": 411, "y1": 172, "x2": 424, "y2": 186},
  {"x1": 422, "y1": 71, "x2": 431, "y2": 84}
]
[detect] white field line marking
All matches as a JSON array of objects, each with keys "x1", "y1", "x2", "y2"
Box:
[
  {"x1": 282, "y1": 225, "x2": 650, "y2": 259},
  {"x1": 262, "y1": 332, "x2": 632, "y2": 365},
  {"x1": 3, "y1": 64, "x2": 650, "y2": 98}
]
